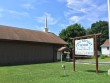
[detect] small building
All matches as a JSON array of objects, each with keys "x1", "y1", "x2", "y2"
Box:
[
  {"x1": 101, "y1": 39, "x2": 110, "y2": 56},
  {"x1": 0, "y1": 25, "x2": 68, "y2": 65},
  {"x1": 57, "y1": 47, "x2": 70, "y2": 62}
]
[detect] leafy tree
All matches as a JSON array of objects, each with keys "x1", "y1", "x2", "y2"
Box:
[
  {"x1": 86, "y1": 21, "x2": 108, "y2": 51},
  {"x1": 59, "y1": 23, "x2": 86, "y2": 49}
]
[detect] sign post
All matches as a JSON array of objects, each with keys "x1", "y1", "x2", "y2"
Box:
[
  {"x1": 71, "y1": 33, "x2": 101, "y2": 74},
  {"x1": 72, "y1": 38, "x2": 75, "y2": 71},
  {"x1": 94, "y1": 35, "x2": 98, "y2": 74}
]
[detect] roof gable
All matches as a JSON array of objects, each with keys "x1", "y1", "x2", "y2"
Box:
[
  {"x1": 0, "y1": 25, "x2": 68, "y2": 45},
  {"x1": 101, "y1": 39, "x2": 109, "y2": 47}
]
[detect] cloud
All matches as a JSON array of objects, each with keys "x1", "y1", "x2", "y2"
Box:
[
  {"x1": 66, "y1": 0, "x2": 74, "y2": 6},
  {"x1": 23, "y1": 0, "x2": 49, "y2": 4},
  {"x1": 0, "y1": 14, "x2": 2, "y2": 18},
  {"x1": 66, "y1": 0, "x2": 95, "y2": 10},
  {"x1": 0, "y1": 8, "x2": 3, "y2": 12},
  {"x1": 6, "y1": 10, "x2": 30, "y2": 17},
  {"x1": 35, "y1": 12, "x2": 58, "y2": 25},
  {"x1": 22, "y1": 0, "x2": 36, "y2": 10},
  {"x1": 63, "y1": 0, "x2": 108, "y2": 27},
  {"x1": 22, "y1": 0, "x2": 49, "y2": 10},
  {"x1": 58, "y1": 23, "x2": 69, "y2": 30},
  {"x1": 35, "y1": 25, "x2": 44, "y2": 31},
  {"x1": 22, "y1": 3, "x2": 35, "y2": 10},
  {"x1": 69, "y1": 16, "x2": 80, "y2": 23},
  {"x1": 0, "y1": 7, "x2": 30, "y2": 19},
  {"x1": 35, "y1": 25, "x2": 52, "y2": 32},
  {"x1": 65, "y1": 0, "x2": 97, "y2": 15},
  {"x1": 57, "y1": 0, "x2": 66, "y2": 2},
  {"x1": 0, "y1": 8, "x2": 3, "y2": 18}
]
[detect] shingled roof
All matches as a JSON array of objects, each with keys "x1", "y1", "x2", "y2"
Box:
[
  {"x1": 101, "y1": 39, "x2": 109, "y2": 47},
  {"x1": 0, "y1": 25, "x2": 68, "y2": 45}
]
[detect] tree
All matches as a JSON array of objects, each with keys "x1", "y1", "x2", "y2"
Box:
[
  {"x1": 86, "y1": 20, "x2": 108, "y2": 51},
  {"x1": 59, "y1": 23, "x2": 86, "y2": 49}
]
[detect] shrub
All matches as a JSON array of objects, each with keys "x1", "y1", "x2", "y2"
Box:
[{"x1": 100, "y1": 54, "x2": 106, "y2": 59}]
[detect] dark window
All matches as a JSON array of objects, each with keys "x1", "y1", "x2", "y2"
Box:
[{"x1": 107, "y1": 47, "x2": 109, "y2": 50}]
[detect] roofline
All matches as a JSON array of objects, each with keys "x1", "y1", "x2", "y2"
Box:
[
  {"x1": 0, "y1": 25, "x2": 47, "y2": 33},
  {"x1": 0, "y1": 25, "x2": 68, "y2": 45},
  {"x1": 0, "y1": 39, "x2": 68, "y2": 45}
]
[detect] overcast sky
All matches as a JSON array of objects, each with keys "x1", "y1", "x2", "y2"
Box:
[{"x1": 0, "y1": 0, "x2": 108, "y2": 35}]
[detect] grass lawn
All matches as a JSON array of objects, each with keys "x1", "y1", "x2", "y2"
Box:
[
  {"x1": 78, "y1": 57, "x2": 110, "y2": 62},
  {"x1": 0, "y1": 62, "x2": 110, "y2": 83}
]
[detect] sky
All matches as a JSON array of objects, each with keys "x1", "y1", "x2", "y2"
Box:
[{"x1": 0, "y1": 0, "x2": 108, "y2": 35}]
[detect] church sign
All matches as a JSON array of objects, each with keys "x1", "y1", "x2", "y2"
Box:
[{"x1": 75, "y1": 38, "x2": 94, "y2": 56}]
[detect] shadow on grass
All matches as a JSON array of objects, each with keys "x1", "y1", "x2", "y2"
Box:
[
  {"x1": 86, "y1": 70, "x2": 107, "y2": 73},
  {"x1": 0, "y1": 61, "x2": 56, "y2": 67},
  {"x1": 60, "y1": 75, "x2": 69, "y2": 77}
]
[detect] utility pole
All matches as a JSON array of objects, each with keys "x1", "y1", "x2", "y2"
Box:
[{"x1": 108, "y1": 0, "x2": 110, "y2": 56}]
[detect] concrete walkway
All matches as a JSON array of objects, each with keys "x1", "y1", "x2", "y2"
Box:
[{"x1": 75, "y1": 60, "x2": 110, "y2": 64}]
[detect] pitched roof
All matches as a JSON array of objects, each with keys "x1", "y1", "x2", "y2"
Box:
[
  {"x1": 101, "y1": 39, "x2": 109, "y2": 47},
  {"x1": 0, "y1": 25, "x2": 68, "y2": 45},
  {"x1": 58, "y1": 47, "x2": 70, "y2": 51}
]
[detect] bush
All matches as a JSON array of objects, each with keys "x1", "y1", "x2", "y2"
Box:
[{"x1": 100, "y1": 54, "x2": 106, "y2": 59}]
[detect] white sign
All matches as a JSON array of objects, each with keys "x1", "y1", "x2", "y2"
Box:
[{"x1": 75, "y1": 38, "x2": 94, "y2": 56}]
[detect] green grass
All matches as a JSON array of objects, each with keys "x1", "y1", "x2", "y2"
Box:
[
  {"x1": 0, "y1": 62, "x2": 110, "y2": 83},
  {"x1": 78, "y1": 57, "x2": 110, "y2": 62}
]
